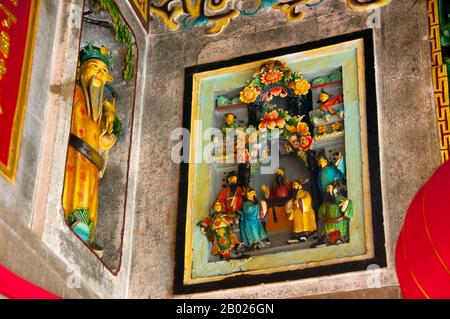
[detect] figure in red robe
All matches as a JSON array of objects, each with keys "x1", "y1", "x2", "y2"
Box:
[
  {"x1": 216, "y1": 172, "x2": 244, "y2": 218},
  {"x1": 318, "y1": 89, "x2": 343, "y2": 114},
  {"x1": 261, "y1": 168, "x2": 293, "y2": 202}
]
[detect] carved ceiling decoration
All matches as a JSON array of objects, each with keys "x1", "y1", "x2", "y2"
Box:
[{"x1": 130, "y1": 0, "x2": 391, "y2": 34}]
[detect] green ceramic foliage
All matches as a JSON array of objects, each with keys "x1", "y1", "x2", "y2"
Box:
[{"x1": 99, "y1": 0, "x2": 135, "y2": 81}]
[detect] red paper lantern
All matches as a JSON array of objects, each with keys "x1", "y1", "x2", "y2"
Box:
[
  {"x1": 396, "y1": 160, "x2": 450, "y2": 298},
  {"x1": 0, "y1": 265, "x2": 60, "y2": 299}
]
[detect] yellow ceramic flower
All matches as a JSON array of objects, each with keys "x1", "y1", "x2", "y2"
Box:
[
  {"x1": 286, "y1": 121, "x2": 310, "y2": 136},
  {"x1": 293, "y1": 79, "x2": 311, "y2": 96},
  {"x1": 240, "y1": 86, "x2": 259, "y2": 104},
  {"x1": 100, "y1": 46, "x2": 109, "y2": 56},
  {"x1": 261, "y1": 69, "x2": 284, "y2": 85},
  {"x1": 332, "y1": 122, "x2": 342, "y2": 131}
]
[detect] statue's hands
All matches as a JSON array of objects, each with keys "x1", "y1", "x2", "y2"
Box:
[
  {"x1": 339, "y1": 199, "x2": 350, "y2": 213},
  {"x1": 102, "y1": 100, "x2": 116, "y2": 135},
  {"x1": 285, "y1": 200, "x2": 293, "y2": 214},
  {"x1": 105, "y1": 113, "x2": 115, "y2": 134}
]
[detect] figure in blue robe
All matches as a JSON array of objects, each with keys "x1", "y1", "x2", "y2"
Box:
[
  {"x1": 317, "y1": 156, "x2": 344, "y2": 199},
  {"x1": 237, "y1": 190, "x2": 268, "y2": 250}
]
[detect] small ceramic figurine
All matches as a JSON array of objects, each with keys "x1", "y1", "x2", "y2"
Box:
[
  {"x1": 216, "y1": 172, "x2": 244, "y2": 217},
  {"x1": 316, "y1": 156, "x2": 345, "y2": 199},
  {"x1": 318, "y1": 89, "x2": 343, "y2": 113},
  {"x1": 337, "y1": 105, "x2": 345, "y2": 119},
  {"x1": 285, "y1": 179, "x2": 317, "y2": 243},
  {"x1": 261, "y1": 168, "x2": 293, "y2": 202},
  {"x1": 310, "y1": 114, "x2": 319, "y2": 126},
  {"x1": 221, "y1": 113, "x2": 239, "y2": 134},
  {"x1": 237, "y1": 189, "x2": 269, "y2": 250},
  {"x1": 198, "y1": 201, "x2": 241, "y2": 259},
  {"x1": 318, "y1": 184, "x2": 353, "y2": 245},
  {"x1": 216, "y1": 95, "x2": 232, "y2": 107}
]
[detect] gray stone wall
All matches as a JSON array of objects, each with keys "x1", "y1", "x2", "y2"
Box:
[{"x1": 128, "y1": 0, "x2": 441, "y2": 298}]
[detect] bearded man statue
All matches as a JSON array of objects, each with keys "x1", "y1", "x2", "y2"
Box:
[{"x1": 63, "y1": 44, "x2": 120, "y2": 256}]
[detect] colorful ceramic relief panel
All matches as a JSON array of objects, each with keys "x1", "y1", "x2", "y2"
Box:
[
  {"x1": 0, "y1": 0, "x2": 40, "y2": 182},
  {"x1": 175, "y1": 31, "x2": 386, "y2": 293}
]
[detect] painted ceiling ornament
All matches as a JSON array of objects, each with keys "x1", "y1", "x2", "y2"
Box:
[
  {"x1": 344, "y1": 0, "x2": 391, "y2": 11},
  {"x1": 150, "y1": 0, "x2": 239, "y2": 35},
  {"x1": 149, "y1": 0, "x2": 391, "y2": 35}
]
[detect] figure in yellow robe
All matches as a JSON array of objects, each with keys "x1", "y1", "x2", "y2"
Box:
[
  {"x1": 285, "y1": 180, "x2": 317, "y2": 244},
  {"x1": 63, "y1": 44, "x2": 117, "y2": 254}
]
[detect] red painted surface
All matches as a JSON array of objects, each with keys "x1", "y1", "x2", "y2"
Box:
[
  {"x1": 310, "y1": 80, "x2": 343, "y2": 90},
  {"x1": 0, "y1": 1, "x2": 33, "y2": 165},
  {"x1": 396, "y1": 160, "x2": 450, "y2": 298},
  {"x1": 0, "y1": 264, "x2": 61, "y2": 299}
]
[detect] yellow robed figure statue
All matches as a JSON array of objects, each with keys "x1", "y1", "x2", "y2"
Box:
[
  {"x1": 63, "y1": 44, "x2": 120, "y2": 255},
  {"x1": 285, "y1": 179, "x2": 317, "y2": 244}
]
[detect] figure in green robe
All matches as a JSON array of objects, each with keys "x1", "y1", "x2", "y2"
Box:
[
  {"x1": 221, "y1": 113, "x2": 239, "y2": 134},
  {"x1": 237, "y1": 189, "x2": 269, "y2": 250},
  {"x1": 198, "y1": 201, "x2": 241, "y2": 259},
  {"x1": 318, "y1": 184, "x2": 354, "y2": 245}
]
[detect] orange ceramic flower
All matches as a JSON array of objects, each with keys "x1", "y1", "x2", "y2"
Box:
[
  {"x1": 261, "y1": 69, "x2": 283, "y2": 85},
  {"x1": 270, "y1": 87, "x2": 283, "y2": 96},
  {"x1": 332, "y1": 122, "x2": 342, "y2": 131},
  {"x1": 286, "y1": 121, "x2": 310, "y2": 136},
  {"x1": 299, "y1": 135, "x2": 313, "y2": 151},
  {"x1": 293, "y1": 78, "x2": 311, "y2": 96},
  {"x1": 259, "y1": 110, "x2": 284, "y2": 131},
  {"x1": 318, "y1": 126, "x2": 328, "y2": 134},
  {"x1": 240, "y1": 86, "x2": 260, "y2": 104},
  {"x1": 276, "y1": 118, "x2": 285, "y2": 128}
]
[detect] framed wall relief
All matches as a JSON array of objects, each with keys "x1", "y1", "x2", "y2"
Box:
[{"x1": 174, "y1": 30, "x2": 386, "y2": 294}]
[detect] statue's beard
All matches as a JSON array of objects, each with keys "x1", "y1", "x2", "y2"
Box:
[
  {"x1": 275, "y1": 174, "x2": 284, "y2": 186},
  {"x1": 81, "y1": 75, "x2": 105, "y2": 122},
  {"x1": 324, "y1": 191, "x2": 338, "y2": 205},
  {"x1": 230, "y1": 183, "x2": 237, "y2": 195}
]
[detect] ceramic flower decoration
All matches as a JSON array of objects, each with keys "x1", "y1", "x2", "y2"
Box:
[
  {"x1": 239, "y1": 60, "x2": 311, "y2": 105},
  {"x1": 261, "y1": 69, "x2": 284, "y2": 85},
  {"x1": 286, "y1": 121, "x2": 310, "y2": 136},
  {"x1": 259, "y1": 110, "x2": 286, "y2": 131},
  {"x1": 240, "y1": 86, "x2": 260, "y2": 104},
  {"x1": 290, "y1": 78, "x2": 311, "y2": 95}
]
